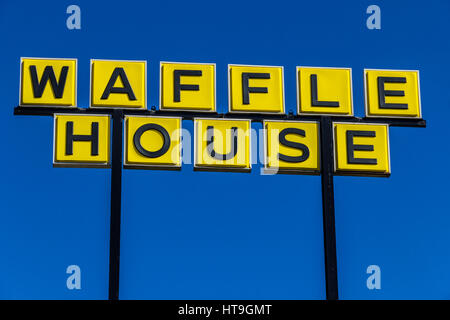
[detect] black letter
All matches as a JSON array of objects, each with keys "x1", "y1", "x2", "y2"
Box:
[
  {"x1": 377, "y1": 76, "x2": 408, "y2": 109},
  {"x1": 29, "y1": 65, "x2": 69, "y2": 98},
  {"x1": 65, "y1": 121, "x2": 99, "y2": 156},
  {"x1": 346, "y1": 130, "x2": 377, "y2": 164},
  {"x1": 310, "y1": 74, "x2": 339, "y2": 107},
  {"x1": 173, "y1": 70, "x2": 202, "y2": 102},
  {"x1": 206, "y1": 126, "x2": 238, "y2": 160},
  {"x1": 133, "y1": 123, "x2": 171, "y2": 158},
  {"x1": 242, "y1": 73, "x2": 270, "y2": 105},
  {"x1": 101, "y1": 67, "x2": 136, "y2": 100},
  {"x1": 278, "y1": 128, "x2": 310, "y2": 163}
]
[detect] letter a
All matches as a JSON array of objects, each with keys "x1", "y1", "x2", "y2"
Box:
[
  {"x1": 66, "y1": 265, "x2": 81, "y2": 290},
  {"x1": 366, "y1": 5, "x2": 381, "y2": 30},
  {"x1": 66, "y1": 5, "x2": 81, "y2": 30},
  {"x1": 366, "y1": 265, "x2": 381, "y2": 289}
]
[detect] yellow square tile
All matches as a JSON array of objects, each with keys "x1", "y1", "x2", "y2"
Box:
[
  {"x1": 365, "y1": 69, "x2": 421, "y2": 118},
  {"x1": 264, "y1": 121, "x2": 320, "y2": 173},
  {"x1": 229, "y1": 65, "x2": 284, "y2": 113},
  {"x1": 195, "y1": 118, "x2": 251, "y2": 170},
  {"x1": 297, "y1": 67, "x2": 353, "y2": 116},
  {"x1": 124, "y1": 116, "x2": 181, "y2": 168},
  {"x1": 160, "y1": 62, "x2": 215, "y2": 111},
  {"x1": 334, "y1": 123, "x2": 390, "y2": 176},
  {"x1": 54, "y1": 114, "x2": 110, "y2": 167},
  {"x1": 90, "y1": 59, "x2": 146, "y2": 109},
  {"x1": 20, "y1": 57, "x2": 77, "y2": 107}
]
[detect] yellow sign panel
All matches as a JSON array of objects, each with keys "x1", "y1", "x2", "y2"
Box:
[
  {"x1": 20, "y1": 57, "x2": 77, "y2": 107},
  {"x1": 297, "y1": 67, "x2": 353, "y2": 116},
  {"x1": 124, "y1": 116, "x2": 181, "y2": 168},
  {"x1": 229, "y1": 65, "x2": 284, "y2": 113},
  {"x1": 365, "y1": 69, "x2": 421, "y2": 118},
  {"x1": 334, "y1": 123, "x2": 390, "y2": 176},
  {"x1": 195, "y1": 118, "x2": 251, "y2": 170},
  {"x1": 264, "y1": 121, "x2": 320, "y2": 173},
  {"x1": 90, "y1": 59, "x2": 146, "y2": 109},
  {"x1": 54, "y1": 114, "x2": 110, "y2": 167},
  {"x1": 160, "y1": 62, "x2": 216, "y2": 112}
]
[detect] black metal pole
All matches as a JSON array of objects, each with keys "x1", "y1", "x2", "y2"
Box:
[
  {"x1": 319, "y1": 116, "x2": 339, "y2": 300},
  {"x1": 108, "y1": 109, "x2": 123, "y2": 300}
]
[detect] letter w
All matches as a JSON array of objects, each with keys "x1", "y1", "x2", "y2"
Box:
[{"x1": 29, "y1": 65, "x2": 69, "y2": 98}]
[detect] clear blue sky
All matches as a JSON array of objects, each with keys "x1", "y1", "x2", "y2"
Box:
[{"x1": 1, "y1": 0, "x2": 449, "y2": 299}]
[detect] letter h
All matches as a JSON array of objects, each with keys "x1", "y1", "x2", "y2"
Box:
[{"x1": 65, "y1": 121, "x2": 99, "y2": 156}]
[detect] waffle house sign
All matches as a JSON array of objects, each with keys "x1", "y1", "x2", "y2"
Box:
[
  {"x1": 14, "y1": 57, "x2": 425, "y2": 301},
  {"x1": 17, "y1": 57, "x2": 423, "y2": 176}
]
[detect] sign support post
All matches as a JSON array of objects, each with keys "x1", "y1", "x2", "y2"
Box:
[
  {"x1": 108, "y1": 109, "x2": 123, "y2": 301},
  {"x1": 319, "y1": 116, "x2": 339, "y2": 300}
]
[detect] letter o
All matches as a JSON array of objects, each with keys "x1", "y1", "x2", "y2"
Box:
[{"x1": 133, "y1": 123, "x2": 171, "y2": 158}]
